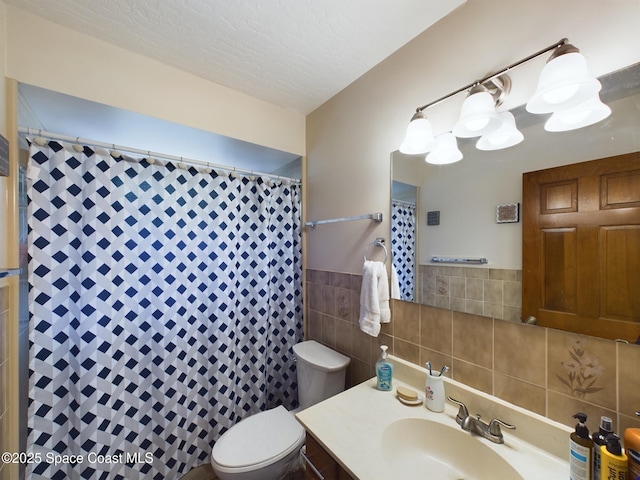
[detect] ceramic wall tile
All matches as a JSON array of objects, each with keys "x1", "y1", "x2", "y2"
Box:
[
  {"x1": 308, "y1": 282, "x2": 322, "y2": 311},
  {"x1": 464, "y1": 299, "x2": 484, "y2": 316},
  {"x1": 334, "y1": 319, "x2": 353, "y2": 357},
  {"x1": 547, "y1": 390, "x2": 616, "y2": 430},
  {"x1": 618, "y1": 342, "x2": 640, "y2": 417},
  {"x1": 308, "y1": 309, "x2": 322, "y2": 341},
  {"x1": 484, "y1": 279, "x2": 503, "y2": 305},
  {"x1": 452, "y1": 358, "x2": 493, "y2": 394},
  {"x1": 452, "y1": 312, "x2": 493, "y2": 369},
  {"x1": 420, "y1": 305, "x2": 452, "y2": 355},
  {"x1": 502, "y1": 305, "x2": 522, "y2": 323},
  {"x1": 483, "y1": 302, "x2": 503, "y2": 320},
  {"x1": 393, "y1": 301, "x2": 420, "y2": 342},
  {"x1": 352, "y1": 328, "x2": 372, "y2": 364},
  {"x1": 547, "y1": 329, "x2": 617, "y2": 411},
  {"x1": 335, "y1": 287, "x2": 351, "y2": 321},
  {"x1": 494, "y1": 373, "x2": 546, "y2": 416},
  {"x1": 494, "y1": 319, "x2": 546, "y2": 386},
  {"x1": 321, "y1": 284, "x2": 336, "y2": 317},
  {"x1": 330, "y1": 271, "x2": 351, "y2": 289},
  {"x1": 504, "y1": 281, "x2": 522, "y2": 307},
  {"x1": 450, "y1": 276, "x2": 465, "y2": 298},
  {"x1": 321, "y1": 314, "x2": 336, "y2": 349},
  {"x1": 435, "y1": 295, "x2": 450, "y2": 310},
  {"x1": 465, "y1": 278, "x2": 483, "y2": 301},
  {"x1": 394, "y1": 338, "x2": 420, "y2": 365}
]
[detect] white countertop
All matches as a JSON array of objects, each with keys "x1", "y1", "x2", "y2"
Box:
[{"x1": 295, "y1": 356, "x2": 570, "y2": 480}]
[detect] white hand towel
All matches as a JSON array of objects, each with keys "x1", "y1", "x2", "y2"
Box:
[
  {"x1": 391, "y1": 264, "x2": 401, "y2": 300},
  {"x1": 359, "y1": 260, "x2": 391, "y2": 337}
]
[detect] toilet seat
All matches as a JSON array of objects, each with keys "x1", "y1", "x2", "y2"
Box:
[{"x1": 211, "y1": 406, "x2": 305, "y2": 474}]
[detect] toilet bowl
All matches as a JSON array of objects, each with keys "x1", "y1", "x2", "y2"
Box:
[
  {"x1": 210, "y1": 340, "x2": 350, "y2": 480},
  {"x1": 210, "y1": 406, "x2": 305, "y2": 480}
]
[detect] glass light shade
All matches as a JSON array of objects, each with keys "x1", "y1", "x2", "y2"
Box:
[
  {"x1": 452, "y1": 91, "x2": 502, "y2": 138},
  {"x1": 425, "y1": 133, "x2": 463, "y2": 165},
  {"x1": 544, "y1": 96, "x2": 611, "y2": 132},
  {"x1": 526, "y1": 52, "x2": 601, "y2": 114},
  {"x1": 476, "y1": 112, "x2": 524, "y2": 150},
  {"x1": 399, "y1": 111, "x2": 435, "y2": 154}
]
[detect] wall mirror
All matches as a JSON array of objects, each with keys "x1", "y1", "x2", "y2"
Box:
[{"x1": 390, "y1": 62, "x2": 640, "y2": 342}]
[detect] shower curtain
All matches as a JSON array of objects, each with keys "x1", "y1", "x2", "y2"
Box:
[
  {"x1": 26, "y1": 140, "x2": 302, "y2": 480},
  {"x1": 391, "y1": 201, "x2": 416, "y2": 302}
]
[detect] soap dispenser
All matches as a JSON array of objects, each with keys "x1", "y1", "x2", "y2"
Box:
[
  {"x1": 592, "y1": 416, "x2": 613, "y2": 480},
  {"x1": 375, "y1": 345, "x2": 393, "y2": 391},
  {"x1": 570, "y1": 412, "x2": 593, "y2": 480},
  {"x1": 599, "y1": 433, "x2": 627, "y2": 480}
]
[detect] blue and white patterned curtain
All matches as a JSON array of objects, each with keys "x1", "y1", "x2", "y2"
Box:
[
  {"x1": 391, "y1": 201, "x2": 416, "y2": 302},
  {"x1": 26, "y1": 140, "x2": 302, "y2": 480}
]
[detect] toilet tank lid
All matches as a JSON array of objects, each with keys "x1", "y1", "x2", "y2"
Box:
[{"x1": 292, "y1": 340, "x2": 350, "y2": 372}]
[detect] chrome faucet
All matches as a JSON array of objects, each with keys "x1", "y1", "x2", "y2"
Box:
[{"x1": 447, "y1": 397, "x2": 516, "y2": 444}]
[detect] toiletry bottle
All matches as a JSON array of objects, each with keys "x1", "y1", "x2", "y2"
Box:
[
  {"x1": 592, "y1": 416, "x2": 613, "y2": 480},
  {"x1": 600, "y1": 433, "x2": 627, "y2": 480},
  {"x1": 375, "y1": 345, "x2": 393, "y2": 391},
  {"x1": 570, "y1": 412, "x2": 593, "y2": 480},
  {"x1": 625, "y1": 424, "x2": 640, "y2": 480}
]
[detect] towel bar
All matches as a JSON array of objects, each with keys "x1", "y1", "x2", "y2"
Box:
[{"x1": 305, "y1": 212, "x2": 383, "y2": 228}]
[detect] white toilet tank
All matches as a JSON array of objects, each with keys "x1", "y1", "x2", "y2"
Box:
[{"x1": 292, "y1": 340, "x2": 350, "y2": 410}]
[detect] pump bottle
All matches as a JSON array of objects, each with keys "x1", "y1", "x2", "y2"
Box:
[
  {"x1": 592, "y1": 416, "x2": 613, "y2": 480},
  {"x1": 570, "y1": 412, "x2": 593, "y2": 480},
  {"x1": 599, "y1": 433, "x2": 627, "y2": 480},
  {"x1": 625, "y1": 424, "x2": 640, "y2": 480},
  {"x1": 375, "y1": 345, "x2": 393, "y2": 391},
  {"x1": 626, "y1": 411, "x2": 640, "y2": 480}
]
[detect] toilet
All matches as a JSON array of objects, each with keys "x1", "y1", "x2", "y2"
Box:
[{"x1": 210, "y1": 340, "x2": 350, "y2": 480}]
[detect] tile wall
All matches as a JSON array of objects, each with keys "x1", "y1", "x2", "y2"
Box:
[
  {"x1": 418, "y1": 265, "x2": 522, "y2": 322},
  {"x1": 306, "y1": 268, "x2": 640, "y2": 434}
]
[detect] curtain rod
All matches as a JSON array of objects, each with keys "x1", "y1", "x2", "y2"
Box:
[
  {"x1": 18, "y1": 127, "x2": 301, "y2": 185},
  {"x1": 392, "y1": 199, "x2": 417, "y2": 208}
]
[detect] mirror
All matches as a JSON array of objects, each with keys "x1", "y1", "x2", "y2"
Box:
[{"x1": 391, "y1": 62, "x2": 640, "y2": 341}]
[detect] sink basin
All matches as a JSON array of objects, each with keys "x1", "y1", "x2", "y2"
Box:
[{"x1": 381, "y1": 418, "x2": 524, "y2": 480}]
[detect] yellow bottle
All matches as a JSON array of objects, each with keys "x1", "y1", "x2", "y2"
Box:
[
  {"x1": 625, "y1": 427, "x2": 640, "y2": 480},
  {"x1": 600, "y1": 433, "x2": 627, "y2": 480}
]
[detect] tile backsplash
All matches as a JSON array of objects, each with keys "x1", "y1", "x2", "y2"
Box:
[
  {"x1": 418, "y1": 265, "x2": 522, "y2": 322},
  {"x1": 306, "y1": 268, "x2": 640, "y2": 435}
]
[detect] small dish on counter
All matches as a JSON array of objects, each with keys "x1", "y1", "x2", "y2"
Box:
[{"x1": 397, "y1": 393, "x2": 423, "y2": 406}]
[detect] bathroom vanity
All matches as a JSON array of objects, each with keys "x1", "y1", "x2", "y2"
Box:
[{"x1": 296, "y1": 355, "x2": 571, "y2": 480}]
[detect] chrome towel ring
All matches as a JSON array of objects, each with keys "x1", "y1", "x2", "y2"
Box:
[{"x1": 364, "y1": 238, "x2": 388, "y2": 262}]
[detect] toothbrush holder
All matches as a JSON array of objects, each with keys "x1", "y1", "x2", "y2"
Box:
[{"x1": 425, "y1": 373, "x2": 445, "y2": 412}]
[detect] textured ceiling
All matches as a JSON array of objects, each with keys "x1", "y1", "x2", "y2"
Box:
[{"x1": 6, "y1": 0, "x2": 465, "y2": 114}]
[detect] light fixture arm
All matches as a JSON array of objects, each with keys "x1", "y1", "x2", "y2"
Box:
[{"x1": 415, "y1": 38, "x2": 569, "y2": 113}]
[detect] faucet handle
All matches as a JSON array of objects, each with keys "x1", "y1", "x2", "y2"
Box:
[
  {"x1": 446, "y1": 396, "x2": 469, "y2": 425},
  {"x1": 488, "y1": 418, "x2": 516, "y2": 436}
]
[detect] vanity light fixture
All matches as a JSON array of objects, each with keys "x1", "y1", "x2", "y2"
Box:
[
  {"x1": 399, "y1": 38, "x2": 610, "y2": 161},
  {"x1": 425, "y1": 133, "x2": 463, "y2": 165},
  {"x1": 544, "y1": 96, "x2": 611, "y2": 132},
  {"x1": 399, "y1": 111, "x2": 435, "y2": 154},
  {"x1": 476, "y1": 111, "x2": 524, "y2": 150},
  {"x1": 526, "y1": 43, "x2": 602, "y2": 114},
  {"x1": 452, "y1": 76, "x2": 510, "y2": 138}
]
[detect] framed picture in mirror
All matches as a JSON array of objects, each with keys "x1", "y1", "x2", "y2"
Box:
[{"x1": 496, "y1": 202, "x2": 519, "y2": 223}]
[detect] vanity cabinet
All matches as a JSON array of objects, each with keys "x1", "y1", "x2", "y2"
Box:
[{"x1": 304, "y1": 432, "x2": 355, "y2": 480}]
